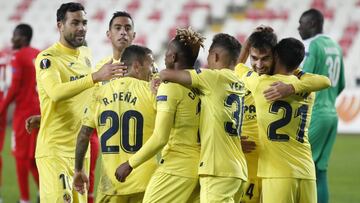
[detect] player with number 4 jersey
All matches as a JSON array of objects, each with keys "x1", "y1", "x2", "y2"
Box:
[{"x1": 243, "y1": 38, "x2": 331, "y2": 203}]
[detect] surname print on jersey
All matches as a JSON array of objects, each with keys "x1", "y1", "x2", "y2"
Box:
[{"x1": 101, "y1": 91, "x2": 137, "y2": 106}]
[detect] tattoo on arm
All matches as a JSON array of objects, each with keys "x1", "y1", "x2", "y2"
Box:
[{"x1": 75, "y1": 126, "x2": 94, "y2": 171}]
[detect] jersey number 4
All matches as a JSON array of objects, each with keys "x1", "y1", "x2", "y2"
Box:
[
  {"x1": 99, "y1": 110, "x2": 143, "y2": 153},
  {"x1": 267, "y1": 101, "x2": 308, "y2": 143}
]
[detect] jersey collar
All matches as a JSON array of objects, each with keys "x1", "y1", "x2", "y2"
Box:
[{"x1": 56, "y1": 42, "x2": 80, "y2": 56}]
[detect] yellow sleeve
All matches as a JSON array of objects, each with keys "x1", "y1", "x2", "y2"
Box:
[
  {"x1": 36, "y1": 56, "x2": 95, "y2": 102},
  {"x1": 234, "y1": 63, "x2": 251, "y2": 78},
  {"x1": 189, "y1": 69, "x2": 217, "y2": 93},
  {"x1": 292, "y1": 69, "x2": 331, "y2": 93},
  {"x1": 82, "y1": 88, "x2": 97, "y2": 128},
  {"x1": 241, "y1": 70, "x2": 259, "y2": 93},
  {"x1": 128, "y1": 83, "x2": 180, "y2": 168}
]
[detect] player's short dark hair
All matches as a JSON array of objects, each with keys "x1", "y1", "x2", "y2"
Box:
[
  {"x1": 275, "y1": 38, "x2": 305, "y2": 71},
  {"x1": 109, "y1": 11, "x2": 133, "y2": 30},
  {"x1": 302, "y1": 8, "x2": 324, "y2": 32},
  {"x1": 210, "y1": 33, "x2": 242, "y2": 65},
  {"x1": 57, "y1": 2, "x2": 85, "y2": 22},
  {"x1": 15, "y1": 24, "x2": 33, "y2": 43},
  {"x1": 248, "y1": 31, "x2": 277, "y2": 53},
  {"x1": 121, "y1": 45, "x2": 152, "y2": 68},
  {"x1": 172, "y1": 27, "x2": 205, "y2": 68}
]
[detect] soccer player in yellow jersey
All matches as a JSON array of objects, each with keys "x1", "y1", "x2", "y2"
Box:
[
  {"x1": 95, "y1": 11, "x2": 136, "y2": 79},
  {"x1": 160, "y1": 33, "x2": 247, "y2": 203},
  {"x1": 35, "y1": 2, "x2": 125, "y2": 202},
  {"x1": 243, "y1": 38, "x2": 331, "y2": 203},
  {"x1": 115, "y1": 28, "x2": 204, "y2": 203},
  {"x1": 88, "y1": 11, "x2": 137, "y2": 202},
  {"x1": 73, "y1": 45, "x2": 157, "y2": 203},
  {"x1": 236, "y1": 27, "x2": 331, "y2": 203}
]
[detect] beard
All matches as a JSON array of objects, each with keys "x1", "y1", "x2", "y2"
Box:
[{"x1": 64, "y1": 32, "x2": 86, "y2": 48}]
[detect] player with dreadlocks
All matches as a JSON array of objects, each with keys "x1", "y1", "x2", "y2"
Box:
[
  {"x1": 115, "y1": 27, "x2": 205, "y2": 202},
  {"x1": 159, "y1": 33, "x2": 248, "y2": 202}
]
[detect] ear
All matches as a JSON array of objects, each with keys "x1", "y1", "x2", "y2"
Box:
[
  {"x1": 133, "y1": 32, "x2": 136, "y2": 39},
  {"x1": 172, "y1": 53, "x2": 177, "y2": 63},
  {"x1": 57, "y1": 21, "x2": 62, "y2": 31},
  {"x1": 215, "y1": 52, "x2": 220, "y2": 63},
  {"x1": 106, "y1": 30, "x2": 110, "y2": 39},
  {"x1": 133, "y1": 60, "x2": 141, "y2": 74}
]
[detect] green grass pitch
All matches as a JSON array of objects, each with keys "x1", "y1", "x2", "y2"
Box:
[{"x1": 0, "y1": 128, "x2": 359, "y2": 202}]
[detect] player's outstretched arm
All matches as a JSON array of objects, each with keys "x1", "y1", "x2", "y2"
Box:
[
  {"x1": 74, "y1": 125, "x2": 94, "y2": 195},
  {"x1": 292, "y1": 70, "x2": 331, "y2": 93},
  {"x1": 115, "y1": 111, "x2": 174, "y2": 182},
  {"x1": 237, "y1": 38, "x2": 250, "y2": 64},
  {"x1": 25, "y1": 115, "x2": 41, "y2": 134},
  {"x1": 264, "y1": 70, "x2": 331, "y2": 101},
  {"x1": 92, "y1": 60, "x2": 127, "y2": 83},
  {"x1": 38, "y1": 58, "x2": 127, "y2": 102},
  {"x1": 159, "y1": 69, "x2": 192, "y2": 86}
]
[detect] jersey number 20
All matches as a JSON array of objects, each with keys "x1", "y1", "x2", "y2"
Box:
[{"x1": 99, "y1": 110, "x2": 143, "y2": 153}]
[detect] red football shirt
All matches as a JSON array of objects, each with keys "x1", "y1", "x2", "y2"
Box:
[{"x1": 0, "y1": 46, "x2": 40, "y2": 157}]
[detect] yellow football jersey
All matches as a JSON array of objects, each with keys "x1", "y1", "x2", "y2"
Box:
[
  {"x1": 189, "y1": 68, "x2": 247, "y2": 180},
  {"x1": 156, "y1": 82, "x2": 201, "y2": 178},
  {"x1": 82, "y1": 77, "x2": 157, "y2": 195},
  {"x1": 242, "y1": 71, "x2": 316, "y2": 180},
  {"x1": 35, "y1": 42, "x2": 94, "y2": 158},
  {"x1": 234, "y1": 63, "x2": 260, "y2": 180}
]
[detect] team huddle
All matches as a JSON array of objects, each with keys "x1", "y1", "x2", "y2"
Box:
[{"x1": 12, "y1": 1, "x2": 345, "y2": 203}]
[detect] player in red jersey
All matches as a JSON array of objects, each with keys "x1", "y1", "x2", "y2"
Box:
[
  {"x1": 0, "y1": 49, "x2": 12, "y2": 202},
  {"x1": 0, "y1": 24, "x2": 40, "y2": 203}
]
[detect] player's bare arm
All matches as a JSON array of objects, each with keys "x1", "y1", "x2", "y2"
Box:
[
  {"x1": 74, "y1": 125, "x2": 94, "y2": 195},
  {"x1": 92, "y1": 59, "x2": 127, "y2": 83},
  {"x1": 238, "y1": 38, "x2": 250, "y2": 64},
  {"x1": 159, "y1": 69, "x2": 192, "y2": 86},
  {"x1": 25, "y1": 115, "x2": 41, "y2": 134}
]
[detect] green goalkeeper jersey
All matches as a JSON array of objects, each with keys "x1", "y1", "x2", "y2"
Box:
[{"x1": 302, "y1": 34, "x2": 345, "y2": 115}]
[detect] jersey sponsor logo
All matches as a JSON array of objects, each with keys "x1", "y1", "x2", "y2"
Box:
[
  {"x1": 246, "y1": 71, "x2": 253, "y2": 77},
  {"x1": 156, "y1": 95, "x2": 167, "y2": 101},
  {"x1": 244, "y1": 104, "x2": 256, "y2": 114},
  {"x1": 39, "y1": 58, "x2": 51, "y2": 69},
  {"x1": 70, "y1": 74, "x2": 86, "y2": 81},
  {"x1": 195, "y1": 67, "x2": 202, "y2": 74}
]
